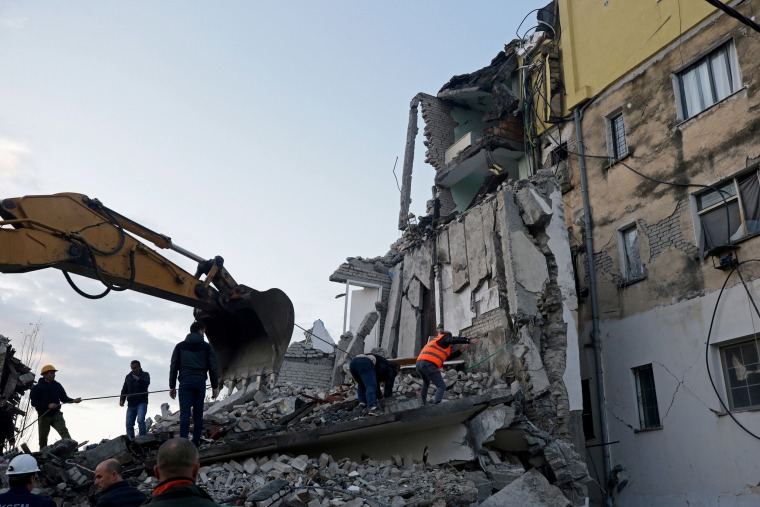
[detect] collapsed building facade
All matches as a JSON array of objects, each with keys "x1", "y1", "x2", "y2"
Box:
[{"x1": 329, "y1": 7, "x2": 590, "y2": 505}]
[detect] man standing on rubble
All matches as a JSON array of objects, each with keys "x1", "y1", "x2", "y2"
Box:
[
  {"x1": 349, "y1": 352, "x2": 399, "y2": 416},
  {"x1": 169, "y1": 321, "x2": 219, "y2": 447},
  {"x1": 120, "y1": 360, "x2": 151, "y2": 439},
  {"x1": 143, "y1": 437, "x2": 222, "y2": 507},
  {"x1": 0, "y1": 454, "x2": 56, "y2": 507},
  {"x1": 416, "y1": 331, "x2": 480, "y2": 405},
  {"x1": 94, "y1": 458, "x2": 147, "y2": 507},
  {"x1": 29, "y1": 364, "x2": 81, "y2": 448}
]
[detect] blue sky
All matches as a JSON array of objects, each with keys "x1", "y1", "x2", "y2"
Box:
[{"x1": 0, "y1": 1, "x2": 541, "y2": 449}]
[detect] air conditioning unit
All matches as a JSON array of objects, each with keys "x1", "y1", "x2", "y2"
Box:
[{"x1": 445, "y1": 132, "x2": 478, "y2": 165}]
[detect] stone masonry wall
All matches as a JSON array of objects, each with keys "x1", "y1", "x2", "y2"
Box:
[{"x1": 276, "y1": 342, "x2": 334, "y2": 391}]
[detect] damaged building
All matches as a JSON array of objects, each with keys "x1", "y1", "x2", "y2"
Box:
[
  {"x1": 534, "y1": 0, "x2": 760, "y2": 505},
  {"x1": 328, "y1": 5, "x2": 589, "y2": 505}
]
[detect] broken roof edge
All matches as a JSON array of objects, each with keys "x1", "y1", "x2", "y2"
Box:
[{"x1": 438, "y1": 40, "x2": 521, "y2": 96}]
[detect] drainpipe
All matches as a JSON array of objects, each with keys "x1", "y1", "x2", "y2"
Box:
[{"x1": 574, "y1": 106, "x2": 613, "y2": 507}]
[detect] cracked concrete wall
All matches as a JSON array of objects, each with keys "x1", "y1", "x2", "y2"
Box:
[{"x1": 387, "y1": 173, "x2": 583, "y2": 452}]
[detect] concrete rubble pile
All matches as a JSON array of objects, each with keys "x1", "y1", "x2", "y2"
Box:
[{"x1": 8, "y1": 361, "x2": 586, "y2": 507}]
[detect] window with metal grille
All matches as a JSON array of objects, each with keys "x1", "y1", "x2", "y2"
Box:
[
  {"x1": 633, "y1": 364, "x2": 661, "y2": 430},
  {"x1": 720, "y1": 339, "x2": 760, "y2": 410},
  {"x1": 609, "y1": 113, "x2": 628, "y2": 161},
  {"x1": 676, "y1": 41, "x2": 739, "y2": 120},
  {"x1": 696, "y1": 170, "x2": 760, "y2": 256}
]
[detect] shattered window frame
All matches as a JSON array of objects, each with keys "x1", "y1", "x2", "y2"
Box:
[
  {"x1": 674, "y1": 39, "x2": 740, "y2": 121},
  {"x1": 633, "y1": 364, "x2": 661, "y2": 430},
  {"x1": 617, "y1": 223, "x2": 645, "y2": 284},
  {"x1": 695, "y1": 169, "x2": 760, "y2": 256},
  {"x1": 720, "y1": 338, "x2": 760, "y2": 411}
]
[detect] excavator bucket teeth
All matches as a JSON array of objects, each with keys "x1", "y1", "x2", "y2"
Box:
[{"x1": 198, "y1": 286, "x2": 294, "y2": 383}]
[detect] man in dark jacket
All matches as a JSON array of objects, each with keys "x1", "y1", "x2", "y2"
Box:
[
  {"x1": 169, "y1": 322, "x2": 219, "y2": 446},
  {"x1": 143, "y1": 437, "x2": 222, "y2": 507},
  {"x1": 94, "y1": 458, "x2": 146, "y2": 507},
  {"x1": 29, "y1": 364, "x2": 81, "y2": 448},
  {"x1": 0, "y1": 454, "x2": 56, "y2": 507},
  {"x1": 119, "y1": 360, "x2": 151, "y2": 439},
  {"x1": 349, "y1": 353, "x2": 398, "y2": 417}
]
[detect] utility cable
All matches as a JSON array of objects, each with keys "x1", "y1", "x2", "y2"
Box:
[
  {"x1": 703, "y1": 260, "x2": 760, "y2": 440},
  {"x1": 702, "y1": 0, "x2": 760, "y2": 34}
]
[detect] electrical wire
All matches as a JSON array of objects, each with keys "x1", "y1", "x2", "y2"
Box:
[
  {"x1": 702, "y1": 0, "x2": 760, "y2": 34},
  {"x1": 704, "y1": 260, "x2": 760, "y2": 440}
]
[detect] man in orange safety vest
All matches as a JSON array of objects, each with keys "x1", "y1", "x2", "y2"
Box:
[{"x1": 416, "y1": 331, "x2": 479, "y2": 405}]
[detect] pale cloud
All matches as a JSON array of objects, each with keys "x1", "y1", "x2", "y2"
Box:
[
  {"x1": 0, "y1": 138, "x2": 31, "y2": 177},
  {"x1": 0, "y1": 16, "x2": 27, "y2": 31}
]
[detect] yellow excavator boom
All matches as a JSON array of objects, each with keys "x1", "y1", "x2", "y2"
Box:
[{"x1": 0, "y1": 192, "x2": 294, "y2": 381}]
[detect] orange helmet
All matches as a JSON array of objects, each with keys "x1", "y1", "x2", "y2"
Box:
[{"x1": 40, "y1": 365, "x2": 57, "y2": 374}]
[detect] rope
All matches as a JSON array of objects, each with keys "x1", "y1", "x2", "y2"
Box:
[{"x1": 463, "y1": 337, "x2": 515, "y2": 372}]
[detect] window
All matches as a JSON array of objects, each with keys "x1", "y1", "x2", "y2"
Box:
[
  {"x1": 696, "y1": 170, "x2": 760, "y2": 256},
  {"x1": 720, "y1": 339, "x2": 760, "y2": 410},
  {"x1": 550, "y1": 142, "x2": 568, "y2": 165},
  {"x1": 607, "y1": 113, "x2": 628, "y2": 161},
  {"x1": 676, "y1": 41, "x2": 740, "y2": 120},
  {"x1": 633, "y1": 364, "x2": 661, "y2": 430},
  {"x1": 619, "y1": 224, "x2": 644, "y2": 282}
]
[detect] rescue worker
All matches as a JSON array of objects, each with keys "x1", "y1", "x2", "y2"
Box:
[
  {"x1": 94, "y1": 458, "x2": 147, "y2": 507},
  {"x1": 143, "y1": 437, "x2": 222, "y2": 507},
  {"x1": 0, "y1": 396, "x2": 16, "y2": 451},
  {"x1": 29, "y1": 364, "x2": 81, "y2": 448},
  {"x1": 119, "y1": 360, "x2": 150, "y2": 439},
  {"x1": 416, "y1": 331, "x2": 480, "y2": 405},
  {"x1": 169, "y1": 322, "x2": 219, "y2": 447},
  {"x1": 349, "y1": 352, "x2": 399, "y2": 416},
  {"x1": 0, "y1": 454, "x2": 56, "y2": 507}
]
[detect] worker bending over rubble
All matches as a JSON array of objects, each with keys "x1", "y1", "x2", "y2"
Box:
[
  {"x1": 416, "y1": 331, "x2": 480, "y2": 405},
  {"x1": 0, "y1": 454, "x2": 55, "y2": 507},
  {"x1": 29, "y1": 365, "x2": 81, "y2": 448},
  {"x1": 349, "y1": 352, "x2": 399, "y2": 416},
  {"x1": 94, "y1": 458, "x2": 146, "y2": 507},
  {"x1": 143, "y1": 437, "x2": 222, "y2": 507},
  {"x1": 169, "y1": 322, "x2": 219, "y2": 447}
]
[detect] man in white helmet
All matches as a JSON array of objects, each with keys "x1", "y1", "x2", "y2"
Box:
[{"x1": 0, "y1": 454, "x2": 56, "y2": 507}]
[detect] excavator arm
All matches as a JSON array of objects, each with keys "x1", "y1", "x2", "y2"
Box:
[{"x1": 0, "y1": 192, "x2": 294, "y2": 382}]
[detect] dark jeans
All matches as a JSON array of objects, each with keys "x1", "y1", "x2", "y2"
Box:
[
  {"x1": 178, "y1": 378, "x2": 206, "y2": 445},
  {"x1": 416, "y1": 360, "x2": 446, "y2": 404},
  {"x1": 349, "y1": 357, "x2": 378, "y2": 408},
  {"x1": 125, "y1": 402, "x2": 148, "y2": 439}
]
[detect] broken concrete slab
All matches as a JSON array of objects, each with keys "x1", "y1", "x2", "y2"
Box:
[{"x1": 479, "y1": 468, "x2": 571, "y2": 507}]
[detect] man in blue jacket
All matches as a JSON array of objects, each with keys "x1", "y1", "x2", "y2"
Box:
[
  {"x1": 120, "y1": 360, "x2": 151, "y2": 439},
  {"x1": 169, "y1": 322, "x2": 219, "y2": 447},
  {"x1": 29, "y1": 364, "x2": 81, "y2": 448},
  {"x1": 0, "y1": 454, "x2": 56, "y2": 507}
]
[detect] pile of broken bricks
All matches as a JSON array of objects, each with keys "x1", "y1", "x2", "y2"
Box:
[{"x1": 0, "y1": 369, "x2": 583, "y2": 506}]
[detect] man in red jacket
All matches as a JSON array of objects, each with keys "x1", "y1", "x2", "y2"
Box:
[{"x1": 416, "y1": 331, "x2": 479, "y2": 405}]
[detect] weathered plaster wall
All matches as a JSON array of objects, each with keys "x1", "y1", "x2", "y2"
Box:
[
  {"x1": 590, "y1": 277, "x2": 760, "y2": 506},
  {"x1": 348, "y1": 287, "x2": 381, "y2": 352},
  {"x1": 548, "y1": 3, "x2": 760, "y2": 505}
]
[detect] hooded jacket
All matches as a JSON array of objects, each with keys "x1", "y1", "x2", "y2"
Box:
[
  {"x1": 142, "y1": 480, "x2": 221, "y2": 507},
  {"x1": 169, "y1": 333, "x2": 219, "y2": 390}
]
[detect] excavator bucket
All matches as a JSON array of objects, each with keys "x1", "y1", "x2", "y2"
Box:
[{"x1": 197, "y1": 286, "x2": 294, "y2": 383}]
